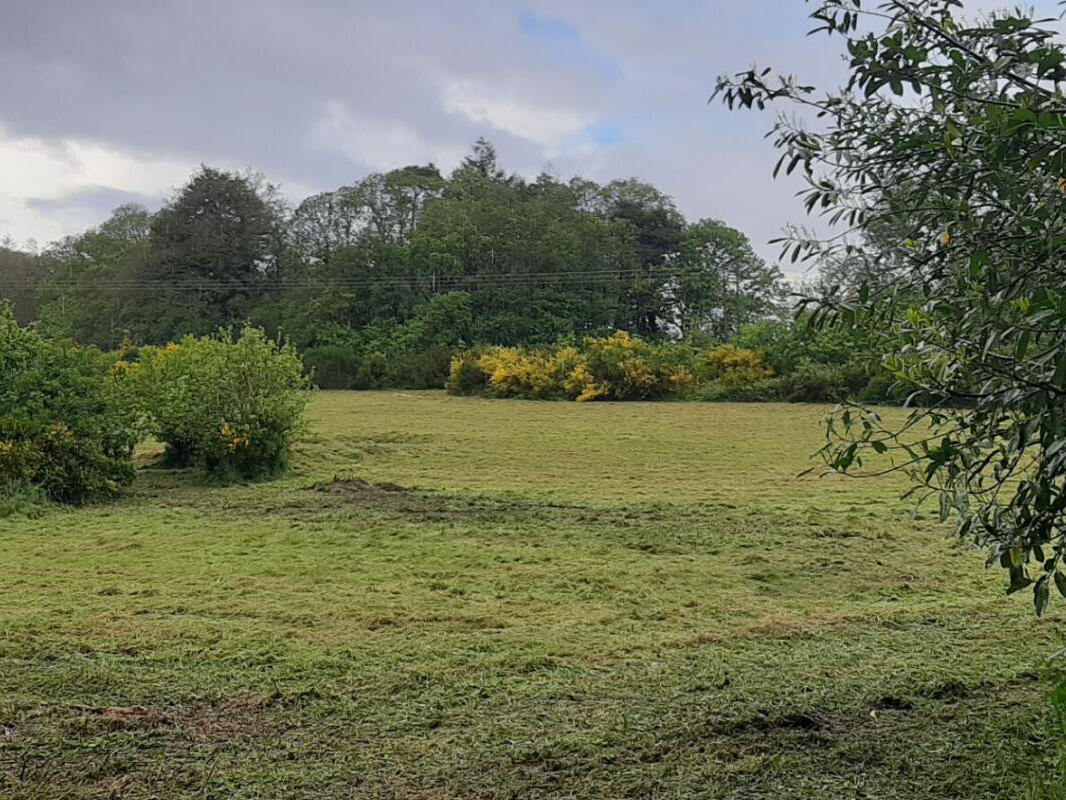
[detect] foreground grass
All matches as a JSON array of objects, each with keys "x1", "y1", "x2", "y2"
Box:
[{"x1": 1, "y1": 391, "x2": 1064, "y2": 798}]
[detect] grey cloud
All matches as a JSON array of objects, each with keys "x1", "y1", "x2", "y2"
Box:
[
  {"x1": 25, "y1": 186, "x2": 158, "y2": 216},
  {"x1": 1, "y1": 0, "x2": 1060, "y2": 273}
]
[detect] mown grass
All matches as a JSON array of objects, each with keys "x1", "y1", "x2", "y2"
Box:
[{"x1": 1, "y1": 391, "x2": 1064, "y2": 798}]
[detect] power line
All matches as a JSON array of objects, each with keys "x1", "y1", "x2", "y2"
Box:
[{"x1": 0, "y1": 267, "x2": 690, "y2": 293}]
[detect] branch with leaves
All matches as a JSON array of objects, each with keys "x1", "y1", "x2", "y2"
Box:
[{"x1": 717, "y1": 0, "x2": 1066, "y2": 614}]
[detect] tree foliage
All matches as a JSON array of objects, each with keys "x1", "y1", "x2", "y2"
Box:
[
  {"x1": 127, "y1": 327, "x2": 311, "y2": 479},
  {"x1": 0, "y1": 302, "x2": 139, "y2": 503},
  {"x1": 0, "y1": 140, "x2": 806, "y2": 394},
  {"x1": 717, "y1": 0, "x2": 1066, "y2": 613},
  {"x1": 148, "y1": 166, "x2": 285, "y2": 331},
  {"x1": 671, "y1": 219, "x2": 785, "y2": 340},
  {"x1": 0, "y1": 240, "x2": 46, "y2": 325}
]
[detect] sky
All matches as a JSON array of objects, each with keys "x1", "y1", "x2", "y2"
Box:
[{"x1": 1, "y1": 0, "x2": 1062, "y2": 275}]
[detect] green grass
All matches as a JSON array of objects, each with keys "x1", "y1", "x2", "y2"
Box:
[{"x1": 2, "y1": 391, "x2": 1065, "y2": 798}]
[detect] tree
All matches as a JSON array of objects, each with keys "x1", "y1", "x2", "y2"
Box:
[
  {"x1": 35, "y1": 204, "x2": 152, "y2": 347},
  {"x1": 149, "y1": 166, "x2": 285, "y2": 328},
  {"x1": 362, "y1": 165, "x2": 446, "y2": 244},
  {"x1": 456, "y1": 137, "x2": 506, "y2": 181},
  {"x1": 17, "y1": 143, "x2": 781, "y2": 376},
  {"x1": 0, "y1": 240, "x2": 46, "y2": 325},
  {"x1": 670, "y1": 219, "x2": 784, "y2": 340},
  {"x1": 717, "y1": 0, "x2": 1066, "y2": 613},
  {"x1": 408, "y1": 170, "x2": 627, "y2": 343},
  {"x1": 288, "y1": 186, "x2": 366, "y2": 264},
  {"x1": 596, "y1": 179, "x2": 685, "y2": 337}
]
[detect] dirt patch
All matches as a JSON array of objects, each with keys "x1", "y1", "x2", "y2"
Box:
[
  {"x1": 30, "y1": 697, "x2": 277, "y2": 743},
  {"x1": 305, "y1": 477, "x2": 514, "y2": 522},
  {"x1": 874, "y1": 695, "x2": 915, "y2": 711},
  {"x1": 711, "y1": 708, "x2": 839, "y2": 739},
  {"x1": 311, "y1": 476, "x2": 415, "y2": 495},
  {"x1": 918, "y1": 679, "x2": 970, "y2": 701}
]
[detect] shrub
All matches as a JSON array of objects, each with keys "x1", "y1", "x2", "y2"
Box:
[
  {"x1": 446, "y1": 350, "x2": 490, "y2": 395},
  {"x1": 0, "y1": 481, "x2": 48, "y2": 518},
  {"x1": 855, "y1": 369, "x2": 906, "y2": 404},
  {"x1": 446, "y1": 332, "x2": 695, "y2": 402},
  {"x1": 443, "y1": 333, "x2": 897, "y2": 405},
  {"x1": 693, "y1": 378, "x2": 784, "y2": 402},
  {"x1": 476, "y1": 345, "x2": 583, "y2": 399},
  {"x1": 735, "y1": 318, "x2": 879, "y2": 374},
  {"x1": 692, "y1": 361, "x2": 887, "y2": 404},
  {"x1": 579, "y1": 332, "x2": 695, "y2": 401},
  {"x1": 0, "y1": 303, "x2": 139, "y2": 503},
  {"x1": 699, "y1": 344, "x2": 773, "y2": 386},
  {"x1": 129, "y1": 327, "x2": 311, "y2": 479},
  {"x1": 302, "y1": 345, "x2": 361, "y2": 390},
  {"x1": 778, "y1": 362, "x2": 875, "y2": 403},
  {"x1": 386, "y1": 346, "x2": 455, "y2": 389},
  {"x1": 773, "y1": 363, "x2": 851, "y2": 403},
  {"x1": 305, "y1": 342, "x2": 455, "y2": 390}
]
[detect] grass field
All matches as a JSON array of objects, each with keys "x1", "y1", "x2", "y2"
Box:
[{"x1": 2, "y1": 391, "x2": 1065, "y2": 798}]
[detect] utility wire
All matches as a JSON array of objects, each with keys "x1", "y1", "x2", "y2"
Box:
[{"x1": 0, "y1": 267, "x2": 690, "y2": 293}]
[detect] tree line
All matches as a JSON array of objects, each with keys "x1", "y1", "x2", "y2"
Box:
[{"x1": 0, "y1": 139, "x2": 787, "y2": 383}]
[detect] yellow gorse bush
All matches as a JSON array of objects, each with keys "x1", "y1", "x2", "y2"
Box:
[
  {"x1": 446, "y1": 331, "x2": 697, "y2": 402},
  {"x1": 109, "y1": 359, "x2": 138, "y2": 378},
  {"x1": 700, "y1": 344, "x2": 773, "y2": 387},
  {"x1": 473, "y1": 345, "x2": 584, "y2": 399},
  {"x1": 0, "y1": 439, "x2": 39, "y2": 481},
  {"x1": 564, "y1": 362, "x2": 603, "y2": 402}
]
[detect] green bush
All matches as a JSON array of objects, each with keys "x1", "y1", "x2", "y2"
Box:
[
  {"x1": 0, "y1": 303, "x2": 139, "y2": 503},
  {"x1": 855, "y1": 370, "x2": 907, "y2": 404},
  {"x1": 692, "y1": 362, "x2": 885, "y2": 404},
  {"x1": 128, "y1": 327, "x2": 311, "y2": 479},
  {"x1": 386, "y1": 347, "x2": 454, "y2": 389},
  {"x1": 302, "y1": 345, "x2": 362, "y2": 390},
  {"x1": 693, "y1": 378, "x2": 783, "y2": 402},
  {"x1": 0, "y1": 481, "x2": 48, "y2": 518},
  {"x1": 736, "y1": 318, "x2": 878, "y2": 374},
  {"x1": 774, "y1": 363, "x2": 857, "y2": 403},
  {"x1": 305, "y1": 345, "x2": 454, "y2": 390}
]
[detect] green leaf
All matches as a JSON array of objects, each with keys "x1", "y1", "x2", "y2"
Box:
[
  {"x1": 1054, "y1": 571, "x2": 1066, "y2": 599},
  {"x1": 1035, "y1": 577, "x2": 1051, "y2": 616},
  {"x1": 1014, "y1": 331, "x2": 1030, "y2": 360}
]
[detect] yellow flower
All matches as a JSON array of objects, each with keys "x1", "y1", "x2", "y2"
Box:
[
  {"x1": 110, "y1": 360, "x2": 138, "y2": 377},
  {"x1": 576, "y1": 382, "x2": 606, "y2": 403},
  {"x1": 939, "y1": 232, "x2": 952, "y2": 247},
  {"x1": 165, "y1": 342, "x2": 181, "y2": 353}
]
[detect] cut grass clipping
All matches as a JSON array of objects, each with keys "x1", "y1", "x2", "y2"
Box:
[{"x1": 1, "y1": 392, "x2": 1065, "y2": 798}]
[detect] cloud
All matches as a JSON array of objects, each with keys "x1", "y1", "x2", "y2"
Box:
[
  {"x1": 0, "y1": 132, "x2": 188, "y2": 202},
  {"x1": 0, "y1": 0, "x2": 1062, "y2": 273},
  {"x1": 0, "y1": 126, "x2": 315, "y2": 247},
  {"x1": 0, "y1": 128, "x2": 194, "y2": 246},
  {"x1": 310, "y1": 102, "x2": 467, "y2": 173},
  {"x1": 441, "y1": 80, "x2": 595, "y2": 152}
]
